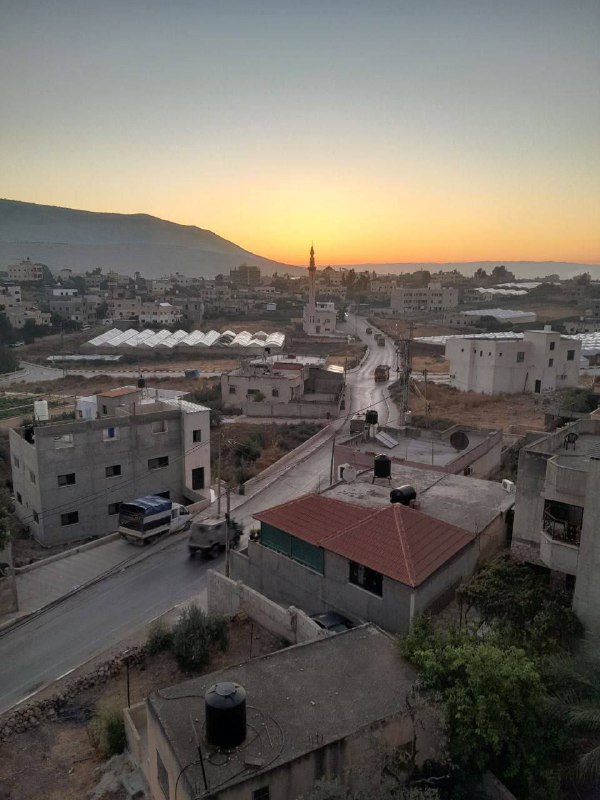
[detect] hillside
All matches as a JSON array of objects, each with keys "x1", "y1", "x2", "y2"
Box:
[{"x1": 0, "y1": 199, "x2": 296, "y2": 279}]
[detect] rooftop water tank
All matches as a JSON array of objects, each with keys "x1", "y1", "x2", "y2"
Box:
[
  {"x1": 373, "y1": 454, "x2": 391, "y2": 480},
  {"x1": 390, "y1": 485, "x2": 417, "y2": 506},
  {"x1": 205, "y1": 682, "x2": 247, "y2": 749},
  {"x1": 365, "y1": 410, "x2": 378, "y2": 426}
]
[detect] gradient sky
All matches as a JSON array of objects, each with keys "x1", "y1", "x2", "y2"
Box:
[{"x1": 1, "y1": 0, "x2": 599, "y2": 265}]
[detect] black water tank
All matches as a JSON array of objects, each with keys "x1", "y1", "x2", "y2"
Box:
[
  {"x1": 365, "y1": 410, "x2": 378, "y2": 426},
  {"x1": 205, "y1": 682, "x2": 247, "y2": 749},
  {"x1": 373, "y1": 454, "x2": 391, "y2": 480},
  {"x1": 390, "y1": 485, "x2": 417, "y2": 506},
  {"x1": 137, "y1": 377, "x2": 146, "y2": 388}
]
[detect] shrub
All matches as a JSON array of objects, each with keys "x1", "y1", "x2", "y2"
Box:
[
  {"x1": 146, "y1": 618, "x2": 173, "y2": 655},
  {"x1": 172, "y1": 603, "x2": 229, "y2": 672},
  {"x1": 89, "y1": 703, "x2": 126, "y2": 758}
]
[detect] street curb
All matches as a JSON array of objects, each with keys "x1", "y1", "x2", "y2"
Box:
[{"x1": 15, "y1": 533, "x2": 121, "y2": 574}]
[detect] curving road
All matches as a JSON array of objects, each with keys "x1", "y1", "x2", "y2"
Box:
[{"x1": 0, "y1": 318, "x2": 397, "y2": 713}]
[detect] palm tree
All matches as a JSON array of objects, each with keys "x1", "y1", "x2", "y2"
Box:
[{"x1": 545, "y1": 648, "x2": 600, "y2": 788}]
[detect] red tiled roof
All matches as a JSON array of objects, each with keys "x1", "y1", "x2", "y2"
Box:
[{"x1": 254, "y1": 493, "x2": 475, "y2": 587}]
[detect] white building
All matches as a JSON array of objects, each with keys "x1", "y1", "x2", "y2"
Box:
[
  {"x1": 7, "y1": 259, "x2": 44, "y2": 282},
  {"x1": 390, "y1": 281, "x2": 459, "y2": 314},
  {"x1": 302, "y1": 246, "x2": 337, "y2": 336},
  {"x1": 443, "y1": 308, "x2": 537, "y2": 328},
  {"x1": 445, "y1": 327, "x2": 581, "y2": 395}
]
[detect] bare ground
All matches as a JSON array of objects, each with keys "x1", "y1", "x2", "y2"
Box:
[{"x1": 0, "y1": 616, "x2": 282, "y2": 800}]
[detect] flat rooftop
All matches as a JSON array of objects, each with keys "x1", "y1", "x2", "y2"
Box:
[
  {"x1": 325, "y1": 463, "x2": 514, "y2": 533},
  {"x1": 341, "y1": 427, "x2": 494, "y2": 469},
  {"x1": 149, "y1": 625, "x2": 414, "y2": 797}
]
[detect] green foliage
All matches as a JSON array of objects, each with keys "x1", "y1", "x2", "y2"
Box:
[
  {"x1": 0, "y1": 345, "x2": 18, "y2": 374},
  {"x1": 557, "y1": 388, "x2": 597, "y2": 414},
  {"x1": 457, "y1": 555, "x2": 583, "y2": 654},
  {"x1": 300, "y1": 779, "x2": 439, "y2": 800},
  {"x1": 89, "y1": 703, "x2": 126, "y2": 758},
  {"x1": 172, "y1": 603, "x2": 229, "y2": 672},
  {"x1": 145, "y1": 618, "x2": 173, "y2": 655},
  {"x1": 400, "y1": 616, "x2": 563, "y2": 799}
]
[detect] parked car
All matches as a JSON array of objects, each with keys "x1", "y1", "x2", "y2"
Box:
[{"x1": 310, "y1": 612, "x2": 355, "y2": 633}]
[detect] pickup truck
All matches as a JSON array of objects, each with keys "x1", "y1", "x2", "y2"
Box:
[
  {"x1": 119, "y1": 496, "x2": 191, "y2": 545},
  {"x1": 188, "y1": 516, "x2": 242, "y2": 559}
]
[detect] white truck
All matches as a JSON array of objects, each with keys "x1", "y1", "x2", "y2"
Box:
[
  {"x1": 118, "y1": 495, "x2": 191, "y2": 545},
  {"x1": 188, "y1": 516, "x2": 242, "y2": 559}
]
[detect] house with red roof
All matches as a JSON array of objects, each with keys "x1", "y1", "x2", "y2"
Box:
[{"x1": 232, "y1": 493, "x2": 478, "y2": 633}]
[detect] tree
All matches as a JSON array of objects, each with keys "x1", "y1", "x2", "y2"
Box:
[
  {"x1": 0, "y1": 312, "x2": 16, "y2": 346},
  {"x1": 473, "y1": 268, "x2": 487, "y2": 281},
  {"x1": 0, "y1": 346, "x2": 18, "y2": 374}
]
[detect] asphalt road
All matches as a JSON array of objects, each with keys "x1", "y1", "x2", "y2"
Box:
[{"x1": 0, "y1": 319, "x2": 396, "y2": 713}]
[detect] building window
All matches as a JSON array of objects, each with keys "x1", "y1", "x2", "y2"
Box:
[
  {"x1": 148, "y1": 456, "x2": 169, "y2": 470},
  {"x1": 229, "y1": 386, "x2": 236, "y2": 394},
  {"x1": 105, "y1": 464, "x2": 122, "y2": 478},
  {"x1": 156, "y1": 750, "x2": 169, "y2": 799},
  {"x1": 33, "y1": 510, "x2": 39, "y2": 523},
  {"x1": 61, "y1": 511, "x2": 79, "y2": 526},
  {"x1": 550, "y1": 341, "x2": 555, "y2": 351},
  {"x1": 16, "y1": 492, "x2": 22, "y2": 504},
  {"x1": 253, "y1": 788, "x2": 270, "y2": 800},
  {"x1": 152, "y1": 419, "x2": 167, "y2": 434},
  {"x1": 272, "y1": 389, "x2": 279, "y2": 398},
  {"x1": 103, "y1": 427, "x2": 119, "y2": 441},
  {"x1": 29, "y1": 470, "x2": 36, "y2": 485},
  {"x1": 516, "y1": 351, "x2": 525, "y2": 363},
  {"x1": 192, "y1": 429, "x2": 202, "y2": 443},
  {"x1": 567, "y1": 350, "x2": 575, "y2": 361},
  {"x1": 58, "y1": 473, "x2": 76, "y2": 487},
  {"x1": 549, "y1": 358, "x2": 554, "y2": 367},
  {"x1": 349, "y1": 561, "x2": 383, "y2": 597},
  {"x1": 108, "y1": 502, "x2": 121, "y2": 515},
  {"x1": 102, "y1": 405, "x2": 108, "y2": 415},
  {"x1": 192, "y1": 467, "x2": 205, "y2": 490}
]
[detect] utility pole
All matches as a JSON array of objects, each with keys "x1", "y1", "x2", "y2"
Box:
[
  {"x1": 225, "y1": 484, "x2": 231, "y2": 578},
  {"x1": 423, "y1": 368, "x2": 429, "y2": 429},
  {"x1": 395, "y1": 321, "x2": 413, "y2": 424},
  {"x1": 329, "y1": 430, "x2": 336, "y2": 485},
  {"x1": 216, "y1": 432, "x2": 222, "y2": 516}
]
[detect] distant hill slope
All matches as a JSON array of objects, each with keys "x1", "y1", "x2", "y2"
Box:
[{"x1": 0, "y1": 199, "x2": 295, "y2": 278}]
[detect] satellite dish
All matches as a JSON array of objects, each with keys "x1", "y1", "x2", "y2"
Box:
[
  {"x1": 342, "y1": 465, "x2": 357, "y2": 483},
  {"x1": 450, "y1": 430, "x2": 470, "y2": 451}
]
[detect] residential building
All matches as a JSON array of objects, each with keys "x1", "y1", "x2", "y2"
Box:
[
  {"x1": 51, "y1": 287, "x2": 79, "y2": 298},
  {"x1": 7, "y1": 259, "x2": 44, "y2": 282},
  {"x1": 9, "y1": 389, "x2": 211, "y2": 546},
  {"x1": 3, "y1": 304, "x2": 50, "y2": 329},
  {"x1": 138, "y1": 301, "x2": 181, "y2": 327},
  {"x1": 303, "y1": 246, "x2": 337, "y2": 336},
  {"x1": 127, "y1": 625, "x2": 440, "y2": 800},
  {"x1": 317, "y1": 265, "x2": 345, "y2": 285},
  {"x1": 221, "y1": 358, "x2": 345, "y2": 418},
  {"x1": 335, "y1": 422, "x2": 503, "y2": 478},
  {"x1": 317, "y1": 284, "x2": 347, "y2": 300},
  {"x1": 232, "y1": 463, "x2": 513, "y2": 633},
  {"x1": 170, "y1": 296, "x2": 204, "y2": 322},
  {"x1": 511, "y1": 418, "x2": 600, "y2": 633},
  {"x1": 369, "y1": 278, "x2": 395, "y2": 298},
  {"x1": 229, "y1": 264, "x2": 261, "y2": 287},
  {"x1": 0, "y1": 285, "x2": 22, "y2": 313},
  {"x1": 445, "y1": 328, "x2": 581, "y2": 395},
  {"x1": 390, "y1": 282, "x2": 459, "y2": 314},
  {"x1": 48, "y1": 295, "x2": 101, "y2": 326}
]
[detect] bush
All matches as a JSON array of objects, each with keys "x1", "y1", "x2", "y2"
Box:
[
  {"x1": 89, "y1": 703, "x2": 126, "y2": 758},
  {"x1": 146, "y1": 618, "x2": 173, "y2": 655},
  {"x1": 172, "y1": 603, "x2": 229, "y2": 672}
]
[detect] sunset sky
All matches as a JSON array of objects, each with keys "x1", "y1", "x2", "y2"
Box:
[{"x1": 1, "y1": 1, "x2": 599, "y2": 265}]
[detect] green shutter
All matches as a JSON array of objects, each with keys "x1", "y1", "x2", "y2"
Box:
[
  {"x1": 260, "y1": 523, "x2": 291, "y2": 556},
  {"x1": 291, "y1": 536, "x2": 324, "y2": 573}
]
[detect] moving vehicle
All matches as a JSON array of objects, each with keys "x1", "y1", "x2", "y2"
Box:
[
  {"x1": 376, "y1": 335, "x2": 385, "y2": 347},
  {"x1": 188, "y1": 516, "x2": 242, "y2": 559},
  {"x1": 310, "y1": 612, "x2": 356, "y2": 633},
  {"x1": 119, "y1": 496, "x2": 191, "y2": 545},
  {"x1": 374, "y1": 364, "x2": 390, "y2": 382},
  {"x1": 365, "y1": 327, "x2": 373, "y2": 335}
]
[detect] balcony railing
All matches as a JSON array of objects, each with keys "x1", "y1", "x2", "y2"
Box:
[{"x1": 542, "y1": 511, "x2": 582, "y2": 546}]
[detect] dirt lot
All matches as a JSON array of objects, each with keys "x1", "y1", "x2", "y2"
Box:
[
  {"x1": 406, "y1": 381, "x2": 547, "y2": 432},
  {"x1": 5, "y1": 374, "x2": 220, "y2": 398},
  {"x1": 370, "y1": 317, "x2": 457, "y2": 340},
  {"x1": 411, "y1": 354, "x2": 449, "y2": 374},
  {"x1": 0, "y1": 616, "x2": 282, "y2": 800}
]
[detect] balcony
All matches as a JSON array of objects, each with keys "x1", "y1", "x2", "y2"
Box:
[
  {"x1": 540, "y1": 510, "x2": 580, "y2": 575},
  {"x1": 544, "y1": 455, "x2": 587, "y2": 503}
]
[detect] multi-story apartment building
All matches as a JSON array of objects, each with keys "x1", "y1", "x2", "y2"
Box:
[
  {"x1": 138, "y1": 302, "x2": 181, "y2": 326},
  {"x1": 511, "y1": 417, "x2": 600, "y2": 633},
  {"x1": 7, "y1": 259, "x2": 44, "y2": 282},
  {"x1": 0, "y1": 285, "x2": 22, "y2": 313},
  {"x1": 445, "y1": 328, "x2": 581, "y2": 395},
  {"x1": 230, "y1": 264, "x2": 261, "y2": 287},
  {"x1": 48, "y1": 294, "x2": 102, "y2": 326},
  {"x1": 170, "y1": 296, "x2": 204, "y2": 322},
  {"x1": 390, "y1": 281, "x2": 459, "y2": 314},
  {"x1": 9, "y1": 388, "x2": 211, "y2": 546}
]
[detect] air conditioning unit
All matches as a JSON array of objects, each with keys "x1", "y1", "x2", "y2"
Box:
[
  {"x1": 501, "y1": 479, "x2": 515, "y2": 493},
  {"x1": 337, "y1": 463, "x2": 351, "y2": 481}
]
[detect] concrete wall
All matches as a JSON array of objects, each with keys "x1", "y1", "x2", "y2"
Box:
[
  {"x1": 411, "y1": 544, "x2": 478, "y2": 618},
  {"x1": 573, "y1": 458, "x2": 600, "y2": 633},
  {"x1": 0, "y1": 544, "x2": 17, "y2": 616},
  {"x1": 511, "y1": 447, "x2": 549, "y2": 547},
  {"x1": 244, "y1": 400, "x2": 340, "y2": 419},
  {"x1": 207, "y1": 570, "x2": 326, "y2": 644},
  {"x1": 231, "y1": 541, "x2": 415, "y2": 634}
]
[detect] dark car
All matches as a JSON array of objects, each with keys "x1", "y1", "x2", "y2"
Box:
[{"x1": 310, "y1": 612, "x2": 355, "y2": 633}]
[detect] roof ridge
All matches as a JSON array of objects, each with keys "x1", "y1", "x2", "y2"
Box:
[{"x1": 392, "y1": 504, "x2": 416, "y2": 586}]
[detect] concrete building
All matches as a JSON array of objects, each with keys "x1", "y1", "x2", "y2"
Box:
[
  {"x1": 7, "y1": 259, "x2": 44, "y2": 282},
  {"x1": 303, "y1": 246, "x2": 337, "y2": 336},
  {"x1": 390, "y1": 282, "x2": 459, "y2": 314},
  {"x1": 127, "y1": 625, "x2": 440, "y2": 800},
  {"x1": 232, "y1": 464, "x2": 513, "y2": 633},
  {"x1": 0, "y1": 285, "x2": 22, "y2": 314},
  {"x1": 48, "y1": 294, "x2": 101, "y2": 326},
  {"x1": 443, "y1": 308, "x2": 537, "y2": 328},
  {"x1": 335, "y1": 423, "x2": 503, "y2": 478},
  {"x1": 511, "y1": 418, "x2": 600, "y2": 634},
  {"x1": 9, "y1": 388, "x2": 211, "y2": 546},
  {"x1": 229, "y1": 264, "x2": 261, "y2": 287},
  {"x1": 170, "y1": 296, "x2": 204, "y2": 322},
  {"x1": 221, "y1": 358, "x2": 345, "y2": 418},
  {"x1": 445, "y1": 328, "x2": 581, "y2": 395}
]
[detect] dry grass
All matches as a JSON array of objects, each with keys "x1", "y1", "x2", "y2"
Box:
[
  {"x1": 370, "y1": 317, "x2": 457, "y2": 339},
  {"x1": 411, "y1": 354, "x2": 449, "y2": 374}
]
